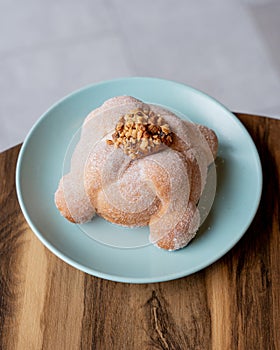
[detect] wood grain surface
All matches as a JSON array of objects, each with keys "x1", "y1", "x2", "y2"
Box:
[{"x1": 0, "y1": 114, "x2": 279, "y2": 350}]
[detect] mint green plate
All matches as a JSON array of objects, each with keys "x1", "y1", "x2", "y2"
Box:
[{"x1": 16, "y1": 77, "x2": 262, "y2": 283}]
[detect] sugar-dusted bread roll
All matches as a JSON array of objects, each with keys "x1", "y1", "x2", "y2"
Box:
[{"x1": 55, "y1": 96, "x2": 218, "y2": 250}]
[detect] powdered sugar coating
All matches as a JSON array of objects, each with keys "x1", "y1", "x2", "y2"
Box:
[{"x1": 54, "y1": 96, "x2": 218, "y2": 250}]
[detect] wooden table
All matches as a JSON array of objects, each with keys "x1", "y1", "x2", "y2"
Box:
[{"x1": 0, "y1": 113, "x2": 279, "y2": 350}]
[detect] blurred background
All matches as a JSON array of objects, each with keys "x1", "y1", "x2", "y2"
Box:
[{"x1": 1, "y1": 0, "x2": 280, "y2": 151}]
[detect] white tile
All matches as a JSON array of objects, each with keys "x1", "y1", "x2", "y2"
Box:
[
  {"x1": 1, "y1": 0, "x2": 280, "y2": 151},
  {"x1": 248, "y1": 2, "x2": 280, "y2": 71},
  {"x1": 0, "y1": 34, "x2": 133, "y2": 151},
  {"x1": 0, "y1": 0, "x2": 114, "y2": 56},
  {"x1": 109, "y1": 0, "x2": 280, "y2": 116},
  {"x1": 239, "y1": 0, "x2": 276, "y2": 5},
  {"x1": 250, "y1": 104, "x2": 280, "y2": 119}
]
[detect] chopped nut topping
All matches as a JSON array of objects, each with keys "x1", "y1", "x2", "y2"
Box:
[
  {"x1": 116, "y1": 122, "x2": 124, "y2": 131},
  {"x1": 106, "y1": 108, "x2": 173, "y2": 159},
  {"x1": 161, "y1": 124, "x2": 170, "y2": 134}
]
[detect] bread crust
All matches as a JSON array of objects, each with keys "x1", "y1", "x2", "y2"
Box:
[{"x1": 54, "y1": 96, "x2": 218, "y2": 250}]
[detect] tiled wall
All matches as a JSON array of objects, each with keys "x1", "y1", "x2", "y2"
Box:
[{"x1": 0, "y1": 0, "x2": 279, "y2": 151}]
